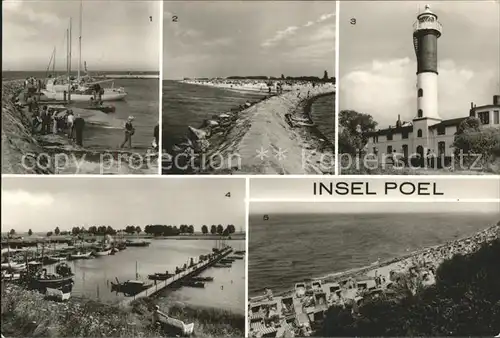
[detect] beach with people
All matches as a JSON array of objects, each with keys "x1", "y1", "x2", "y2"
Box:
[{"x1": 162, "y1": 78, "x2": 335, "y2": 175}]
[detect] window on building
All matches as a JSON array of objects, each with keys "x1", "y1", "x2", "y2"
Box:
[
  {"x1": 418, "y1": 88, "x2": 423, "y2": 97},
  {"x1": 373, "y1": 136, "x2": 379, "y2": 143},
  {"x1": 387, "y1": 132, "x2": 393, "y2": 141},
  {"x1": 373, "y1": 147, "x2": 378, "y2": 155},
  {"x1": 402, "y1": 144, "x2": 408, "y2": 158},
  {"x1": 438, "y1": 141, "x2": 446, "y2": 157},
  {"x1": 417, "y1": 129, "x2": 423, "y2": 137},
  {"x1": 494, "y1": 110, "x2": 499, "y2": 124},
  {"x1": 418, "y1": 109, "x2": 423, "y2": 118},
  {"x1": 387, "y1": 146, "x2": 392, "y2": 154},
  {"x1": 437, "y1": 125, "x2": 446, "y2": 135},
  {"x1": 478, "y1": 111, "x2": 490, "y2": 125},
  {"x1": 402, "y1": 130, "x2": 409, "y2": 139}
]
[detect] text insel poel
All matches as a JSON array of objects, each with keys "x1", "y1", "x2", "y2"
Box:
[{"x1": 313, "y1": 182, "x2": 445, "y2": 196}]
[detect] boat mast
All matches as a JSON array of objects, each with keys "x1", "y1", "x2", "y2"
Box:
[
  {"x1": 68, "y1": 17, "x2": 73, "y2": 100},
  {"x1": 78, "y1": 0, "x2": 82, "y2": 83},
  {"x1": 53, "y1": 46, "x2": 56, "y2": 77}
]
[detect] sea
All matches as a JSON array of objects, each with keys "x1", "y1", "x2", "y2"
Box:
[
  {"x1": 248, "y1": 212, "x2": 500, "y2": 296},
  {"x1": 2, "y1": 71, "x2": 159, "y2": 153},
  {"x1": 43, "y1": 239, "x2": 245, "y2": 314},
  {"x1": 162, "y1": 80, "x2": 335, "y2": 152}
]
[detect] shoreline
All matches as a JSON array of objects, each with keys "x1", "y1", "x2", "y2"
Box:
[
  {"x1": 249, "y1": 222, "x2": 500, "y2": 299},
  {"x1": 1, "y1": 79, "x2": 158, "y2": 174},
  {"x1": 163, "y1": 81, "x2": 335, "y2": 175}
]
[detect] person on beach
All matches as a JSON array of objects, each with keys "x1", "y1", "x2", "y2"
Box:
[
  {"x1": 120, "y1": 116, "x2": 135, "y2": 149},
  {"x1": 41, "y1": 108, "x2": 51, "y2": 135},
  {"x1": 51, "y1": 110, "x2": 58, "y2": 134},
  {"x1": 153, "y1": 124, "x2": 159, "y2": 150},
  {"x1": 66, "y1": 110, "x2": 75, "y2": 140},
  {"x1": 73, "y1": 114, "x2": 85, "y2": 147}
]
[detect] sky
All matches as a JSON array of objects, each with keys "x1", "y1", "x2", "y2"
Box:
[
  {"x1": 1, "y1": 177, "x2": 246, "y2": 233},
  {"x1": 251, "y1": 201, "x2": 500, "y2": 216},
  {"x1": 2, "y1": 0, "x2": 160, "y2": 72},
  {"x1": 163, "y1": 1, "x2": 336, "y2": 79},
  {"x1": 339, "y1": 1, "x2": 500, "y2": 128}
]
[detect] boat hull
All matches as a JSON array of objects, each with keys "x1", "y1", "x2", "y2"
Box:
[{"x1": 42, "y1": 90, "x2": 127, "y2": 102}]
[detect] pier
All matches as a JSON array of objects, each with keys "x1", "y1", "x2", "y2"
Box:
[
  {"x1": 102, "y1": 74, "x2": 159, "y2": 79},
  {"x1": 120, "y1": 246, "x2": 233, "y2": 306}
]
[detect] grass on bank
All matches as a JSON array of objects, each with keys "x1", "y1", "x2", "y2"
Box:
[{"x1": 1, "y1": 284, "x2": 244, "y2": 337}]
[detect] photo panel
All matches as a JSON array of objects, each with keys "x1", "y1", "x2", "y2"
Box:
[
  {"x1": 1, "y1": 177, "x2": 246, "y2": 337},
  {"x1": 248, "y1": 198, "x2": 500, "y2": 337},
  {"x1": 162, "y1": 1, "x2": 336, "y2": 175},
  {"x1": 2, "y1": 0, "x2": 161, "y2": 174},
  {"x1": 338, "y1": 1, "x2": 500, "y2": 175}
]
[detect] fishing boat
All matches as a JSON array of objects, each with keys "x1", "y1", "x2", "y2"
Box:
[
  {"x1": 93, "y1": 245, "x2": 112, "y2": 256},
  {"x1": 234, "y1": 250, "x2": 245, "y2": 255},
  {"x1": 189, "y1": 276, "x2": 214, "y2": 282},
  {"x1": 228, "y1": 256, "x2": 244, "y2": 260},
  {"x1": 41, "y1": 0, "x2": 127, "y2": 102},
  {"x1": 44, "y1": 255, "x2": 67, "y2": 264},
  {"x1": 181, "y1": 280, "x2": 205, "y2": 288},
  {"x1": 125, "y1": 240, "x2": 151, "y2": 247},
  {"x1": 68, "y1": 251, "x2": 92, "y2": 260},
  {"x1": 85, "y1": 104, "x2": 116, "y2": 113},
  {"x1": 213, "y1": 263, "x2": 231, "y2": 268},
  {"x1": 110, "y1": 279, "x2": 151, "y2": 296},
  {"x1": 148, "y1": 272, "x2": 174, "y2": 281},
  {"x1": 32, "y1": 264, "x2": 74, "y2": 290},
  {"x1": 0, "y1": 262, "x2": 26, "y2": 272},
  {"x1": 295, "y1": 282, "x2": 306, "y2": 298}
]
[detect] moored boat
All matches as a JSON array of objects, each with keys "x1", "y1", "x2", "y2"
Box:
[
  {"x1": 148, "y1": 271, "x2": 174, "y2": 281},
  {"x1": 153, "y1": 305, "x2": 194, "y2": 337},
  {"x1": 181, "y1": 280, "x2": 205, "y2": 288},
  {"x1": 69, "y1": 251, "x2": 92, "y2": 260},
  {"x1": 45, "y1": 284, "x2": 72, "y2": 302},
  {"x1": 110, "y1": 279, "x2": 151, "y2": 296},
  {"x1": 125, "y1": 240, "x2": 151, "y2": 247},
  {"x1": 213, "y1": 263, "x2": 231, "y2": 268}
]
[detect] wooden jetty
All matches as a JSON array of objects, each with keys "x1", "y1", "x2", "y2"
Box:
[{"x1": 120, "y1": 247, "x2": 233, "y2": 306}]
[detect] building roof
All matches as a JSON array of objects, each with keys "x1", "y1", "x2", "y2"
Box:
[
  {"x1": 365, "y1": 125, "x2": 413, "y2": 137},
  {"x1": 429, "y1": 117, "x2": 468, "y2": 129},
  {"x1": 365, "y1": 116, "x2": 469, "y2": 136},
  {"x1": 471, "y1": 104, "x2": 500, "y2": 112}
]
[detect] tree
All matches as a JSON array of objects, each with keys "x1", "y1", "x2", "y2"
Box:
[
  {"x1": 210, "y1": 225, "x2": 217, "y2": 235},
  {"x1": 97, "y1": 226, "x2": 106, "y2": 235},
  {"x1": 201, "y1": 225, "x2": 208, "y2": 235},
  {"x1": 188, "y1": 225, "x2": 194, "y2": 234},
  {"x1": 106, "y1": 226, "x2": 116, "y2": 235},
  {"x1": 281, "y1": 74, "x2": 285, "y2": 80},
  {"x1": 135, "y1": 226, "x2": 141, "y2": 234},
  {"x1": 28, "y1": 229, "x2": 33, "y2": 236},
  {"x1": 217, "y1": 224, "x2": 224, "y2": 234},
  {"x1": 54, "y1": 227, "x2": 60, "y2": 236},
  {"x1": 46, "y1": 231, "x2": 53, "y2": 237},
  {"x1": 323, "y1": 70, "x2": 329, "y2": 80},
  {"x1": 227, "y1": 224, "x2": 236, "y2": 234},
  {"x1": 88, "y1": 226, "x2": 97, "y2": 235},
  {"x1": 125, "y1": 226, "x2": 136, "y2": 234},
  {"x1": 339, "y1": 110, "x2": 378, "y2": 156},
  {"x1": 9, "y1": 229, "x2": 15, "y2": 236},
  {"x1": 71, "y1": 227, "x2": 80, "y2": 236}
]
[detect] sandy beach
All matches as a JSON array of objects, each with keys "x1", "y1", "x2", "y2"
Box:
[{"x1": 166, "y1": 81, "x2": 335, "y2": 175}]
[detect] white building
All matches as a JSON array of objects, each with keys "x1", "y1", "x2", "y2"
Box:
[{"x1": 364, "y1": 5, "x2": 500, "y2": 165}]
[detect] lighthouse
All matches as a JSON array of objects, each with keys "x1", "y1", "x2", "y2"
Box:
[{"x1": 413, "y1": 4, "x2": 442, "y2": 121}]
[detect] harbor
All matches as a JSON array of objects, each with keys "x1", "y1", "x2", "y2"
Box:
[{"x1": 2, "y1": 0, "x2": 160, "y2": 175}]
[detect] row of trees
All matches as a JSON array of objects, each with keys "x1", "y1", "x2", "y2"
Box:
[
  {"x1": 143, "y1": 224, "x2": 236, "y2": 237},
  {"x1": 225, "y1": 71, "x2": 335, "y2": 83},
  {"x1": 8, "y1": 224, "x2": 238, "y2": 238}
]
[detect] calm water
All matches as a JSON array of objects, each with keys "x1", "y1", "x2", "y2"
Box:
[
  {"x1": 249, "y1": 212, "x2": 499, "y2": 296},
  {"x1": 310, "y1": 94, "x2": 335, "y2": 143},
  {"x1": 162, "y1": 80, "x2": 267, "y2": 152},
  {"x1": 44, "y1": 239, "x2": 245, "y2": 313},
  {"x1": 2, "y1": 71, "x2": 159, "y2": 152}
]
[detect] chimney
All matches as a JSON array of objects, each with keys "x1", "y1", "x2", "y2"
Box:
[
  {"x1": 494, "y1": 95, "x2": 500, "y2": 105},
  {"x1": 470, "y1": 102, "x2": 474, "y2": 109}
]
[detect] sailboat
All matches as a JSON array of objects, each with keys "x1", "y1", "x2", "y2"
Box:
[{"x1": 42, "y1": 1, "x2": 127, "y2": 102}]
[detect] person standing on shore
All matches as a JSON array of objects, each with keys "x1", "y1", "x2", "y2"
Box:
[
  {"x1": 66, "y1": 110, "x2": 75, "y2": 140},
  {"x1": 120, "y1": 116, "x2": 135, "y2": 149},
  {"x1": 73, "y1": 114, "x2": 85, "y2": 147}
]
